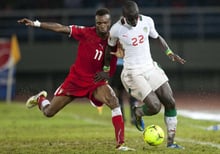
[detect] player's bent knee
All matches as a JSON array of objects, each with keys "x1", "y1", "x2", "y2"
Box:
[
  {"x1": 109, "y1": 101, "x2": 120, "y2": 110},
  {"x1": 107, "y1": 96, "x2": 120, "y2": 110},
  {"x1": 148, "y1": 103, "x2": 161, "y2": 115},
  {"x1": 43, "y1": 110, "x2": 56, "y2": 118}
]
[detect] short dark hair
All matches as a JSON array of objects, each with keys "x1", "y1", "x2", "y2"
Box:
[
  {"x1": 123, "y1": 0, "x2": 136, "y2": 9},
  {"x1": 95, "y1": 8, "x2": 110, "y2": 16},
  {"x1": 122, "y1": 0, "x2": 139, "y2": 15}
]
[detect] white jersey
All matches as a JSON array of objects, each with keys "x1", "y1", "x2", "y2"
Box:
[{"x1": 108, "y1": 15, "x2": 159, "y2": 69}]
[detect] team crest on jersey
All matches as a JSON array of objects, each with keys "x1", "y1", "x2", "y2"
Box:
[{"x1": 143, "y1": 27, "x2": 148, "y2": 33}]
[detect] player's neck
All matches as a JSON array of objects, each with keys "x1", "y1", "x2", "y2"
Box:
[{"x1": 98, "y1": 33, "x2": 108, "y2": 40}]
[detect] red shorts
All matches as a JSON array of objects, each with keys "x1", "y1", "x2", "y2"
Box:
[{"x1": 54, "y1": 68, "x2": 106, "y2": 107}]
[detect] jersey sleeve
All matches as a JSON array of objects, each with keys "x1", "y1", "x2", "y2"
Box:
[
  {"x1": 108, "y1": 24, "x2": 119, "y2": 47},
  {"x1": 148, "y1": 17, "x2": 159, "y2": 39},
  {"x1": 69, "y1": 25, "x2": 86, "y2": 40}
]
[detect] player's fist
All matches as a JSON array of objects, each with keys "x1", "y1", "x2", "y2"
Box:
[
  {"x1": 17, "y1": 18, "x2": 34, "y2": 27},
  {"x1": 94, "y1": 71, "x2": 110, "y2": 82}
]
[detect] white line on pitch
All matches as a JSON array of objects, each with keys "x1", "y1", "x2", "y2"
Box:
[
  {"x1": 71, "y1": 114, "x2": 220, "y2": 149},
  {"x1": 175, "y1": 137, "x2": 220, "y2": 149}
]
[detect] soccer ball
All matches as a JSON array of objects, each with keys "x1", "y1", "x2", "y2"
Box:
[{"x1": 143, "y1": 124, "x2": 165, "y2": 146}]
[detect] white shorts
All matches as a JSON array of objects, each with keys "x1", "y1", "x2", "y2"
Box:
[{"x1": 121, "y1": 62, "x2": 168, "y2": 101}]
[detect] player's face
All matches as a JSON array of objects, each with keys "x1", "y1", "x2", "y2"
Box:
[
  {"x1": 95, "y1": 14, "x2": 111, "y2": 37},
  {"x1": 124, "y1": 13, "x2": 139, "y2": 27},
  {"x1": 123, "y1": 3, "x2": 139, "y2": 27}
]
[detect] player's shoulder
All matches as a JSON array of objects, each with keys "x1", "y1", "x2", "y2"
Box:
[
  {"x1": 71, "y1": 25, "x2": 85, "y2": 30},
  {"x1": 71, "y1": 25, "x2": 94, "y2": 31},
  {"x1": 87, "y1": 26, "x2": 96, "y2": 33},
  {"x1": 140, "y1": 14, "x2": 154, "y2": 22},
  {"x1": 70, "y1": 25, "x2": 96, "y2": 39},
  {"x1": 81, "y1": 26, "x2": 95, "y2": 32},
  {"x1": 111, "y1": 17, "x2": 128, "y2": 32}
]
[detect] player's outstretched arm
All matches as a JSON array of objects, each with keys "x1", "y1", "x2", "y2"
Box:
[
  {"x1": 155, "y1": 35, "x2": 186, "y2": 64},
  {"x1": 17, "y1": 18, "x2": 70, "y2": 34}
]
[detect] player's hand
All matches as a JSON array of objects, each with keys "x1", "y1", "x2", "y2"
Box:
[
  {"x1": 111, "y1": 42, "x2": 125, "y2": 58},
  {"x1": 94, "y1": 71, "x2": 110, "y2": 82},
  {"x1": 110, "y1": 50, "x2": 124, "y2": 58},
  {"x1": 168, "y1": 53, "x2": 186, "y2": 64},
  {"x1": 17, "y1": 18, "x2": 34, "y2": 27}
]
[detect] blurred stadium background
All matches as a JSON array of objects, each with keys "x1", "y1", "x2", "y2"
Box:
[{"x1": 0, "y1": 0, "x2": 220, "y2": 101}]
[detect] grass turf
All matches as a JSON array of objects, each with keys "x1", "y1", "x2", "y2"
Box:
[{"x1": 0, "y1": 101, "x2": 220, "y2": 154}]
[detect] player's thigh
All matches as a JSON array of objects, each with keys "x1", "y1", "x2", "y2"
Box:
[
  {"x1": 143, "y1": 91, "x2": 162, "y2": 115},
  {"x1": 44, "y1": 95, "x2": 73, "y2": 116},
  {"x1": 121, "y1": 69, "x2": 152, "y2": 101},
  {"x1": 148, "y1": 62, "x2": 168, "y2": 91},
  {"x1": 93, "y1": 84, "x2": 119, "y2": 109}
]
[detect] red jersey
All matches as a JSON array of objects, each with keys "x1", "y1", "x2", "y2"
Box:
[
  {"x1": 54, "y1": 25, "x2": 117, "y2": 106},
  {"x1": 70, "y1": 25, "x2": 116, "y2": 78}
]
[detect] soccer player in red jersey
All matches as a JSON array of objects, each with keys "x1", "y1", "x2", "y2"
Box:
[{"x1": 17, "y1": 8, "x2": 134, "y2": 151}]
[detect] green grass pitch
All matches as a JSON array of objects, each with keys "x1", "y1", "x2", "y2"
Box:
[{"x1": 0, "y1": 101, "x2": 220, "y2": 154}]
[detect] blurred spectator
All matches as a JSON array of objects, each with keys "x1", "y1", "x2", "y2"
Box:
[
  {"x1": 171, "y1": 0, "x2": 187, "y2": 8},
  {"x1": 136, "y1": 0, "x2": 160, "y2": 8},
  {"x1": 64, "y1": 0, "x2": 83, "y2": 8},
  {"x1": 105, "y1": 0, "x2": 126, "y2": 8},
  {"x1": 34, "y1": 0, "x2": 63, "y2": 9},
  {"x1": 1, "y1": 0, "x2": 16, "y2": 10},
  {"x1": 1, "y1": 0, "x2": 220, "y2": 10},
  {"x1": 82, "y1": 0, "x2": 105, "y2": 8}
]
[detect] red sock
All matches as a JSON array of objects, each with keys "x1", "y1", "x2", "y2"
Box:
[
  {"x1": 112, "y1": 115, "x2": 124, "y2": 147},
  {"x1": 37, "y1": 95, "x2": 46, "y2": 110}
]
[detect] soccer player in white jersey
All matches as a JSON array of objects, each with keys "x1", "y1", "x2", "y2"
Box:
[{"x1": 95, "y1": 0, "x2": 186, "y2": 149}]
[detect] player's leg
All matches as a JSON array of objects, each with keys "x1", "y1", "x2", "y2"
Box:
[
  {"x1": 155, "y1": 82, "x2": 183, "y2": 148},
  {"x1": 117, "y1": 89, "x2": 126, "y2": 121},
  {"x1": 141, "y1": 92, "x2": 162, "y2": 115},
  {"x1": 121, "y1": 68, "x2": 161, "y2": 131},
  {"x1": 129, "y1": 96, "x2": 138, "y2": 125},
  {"x1": 93, "y1": 84, "x2": 134, "y2": 151},
  {"x1": 93, "y1": 84, "x2": 123, "y2": 145},
  {"x1": 111, "y1": 87, "x2": 125, "y2": 121},
  {"x1": 41, "y1": 95, "x2": 73, "y2": 117},
  {"x1": 26, "y1": 90, "x2": 73, "y2": 117},
  {"x1": 109, "y1": 65, "x2": 126, "y2": 121},
  {"x1": 155, "y1": 82, "x2": 176, "y2": 145},
  {"x1": 146, "y1": 63, "x2": 183, "y2": 148},
  {"x1": 132, "y1": 91, "x2": 162, "y2": 131}
]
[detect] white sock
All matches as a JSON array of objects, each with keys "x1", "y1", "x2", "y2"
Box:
[
  {"x1": 165, "y1": 116, "x2": 177, "y2": 145},
  {"x1": 112, "y1": 107, "x2": 122, "y2": 117},
  {"x1": 41, "y1": 99, "x2": 50, "y2": 110}
]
